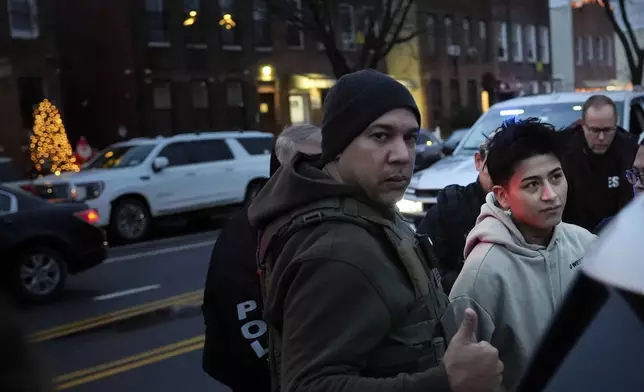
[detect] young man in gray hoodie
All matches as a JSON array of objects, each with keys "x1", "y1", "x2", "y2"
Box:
[{"x1": 449, "y1": 118, "x2": 596, "y2": 390}]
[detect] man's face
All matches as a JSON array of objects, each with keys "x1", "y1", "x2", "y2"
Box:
[
  {"x1": 632, "y1": 145, "x2": 644, "y2": 195},
  {"x1": 474, "y1": 151, "x2": 493, "y2": 192},
  {"x1": 582, "y1": 105, "x2": 617, "y2": 155},
  {"x1": 494, "y1": 154, "x2": 568, "y2": 231},
  {"x1": 337, "y1": 108, "x2": 418, "y2": 206}
]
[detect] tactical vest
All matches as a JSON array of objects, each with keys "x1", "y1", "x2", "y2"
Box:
[{"x1": 257, "y1": 197, "x2": 450, "y2": 392}]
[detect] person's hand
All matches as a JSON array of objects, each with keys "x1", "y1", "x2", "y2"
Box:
[{"x1": 443, "y1": 308, "x2": 504, "y2": 392}]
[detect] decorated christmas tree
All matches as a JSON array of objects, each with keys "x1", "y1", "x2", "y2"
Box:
[{"x1": 29, "y1": 99, "x2": 80, "y2": 176}]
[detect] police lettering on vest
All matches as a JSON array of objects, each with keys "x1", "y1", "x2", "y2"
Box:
[{"x1": 237, "y1": 300, "x2": 269, "y2": 358}]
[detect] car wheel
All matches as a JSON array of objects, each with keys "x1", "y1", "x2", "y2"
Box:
[
  {"x1": 110, "y1": 198, "x2": 151, "y2": 244},
  {"x1": 244, "y1": 180, "x2": 266, "y2": 204},
  {"x1": 12, "y1": 246, "x2": 68, "y2": 304}
]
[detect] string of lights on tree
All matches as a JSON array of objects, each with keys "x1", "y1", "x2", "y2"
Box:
[{"x1": 29, "y1": 99, "x2": 80, "y2": 177}]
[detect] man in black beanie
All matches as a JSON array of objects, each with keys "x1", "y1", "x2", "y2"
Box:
[
  {"x1": 249, "y1": 69, "x2": 503, "y2": 392},
  {"x1": 202, "y1": 125, "x2": 321, "y2": 392}
]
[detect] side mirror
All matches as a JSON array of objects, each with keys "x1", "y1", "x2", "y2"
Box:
[
  {"x1": 442, "y1": 145, "x2": 455, "y2": 156},
  {"x1": 152, "y1": 156, "x2": 170, "y2": 172}
]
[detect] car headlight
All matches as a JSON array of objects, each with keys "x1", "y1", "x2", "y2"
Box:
[
  {"x1": 396, "y1": 199, "x2": 423, "y2": 214},
  {"x1": 71, "y1": 181, "x2": 105, "y2": 201}
]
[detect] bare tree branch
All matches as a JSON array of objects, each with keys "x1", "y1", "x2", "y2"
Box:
[
  {"x1": 602, "y1": 0, "x2": 643, "y2": 84},
  {"x1": 265, "y1": 0, "x2": 429, "y2": 77}
]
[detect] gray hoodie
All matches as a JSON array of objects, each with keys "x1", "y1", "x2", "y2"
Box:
[{"x1": 448, "y1": 193, "x2": 596, "y2": 390}]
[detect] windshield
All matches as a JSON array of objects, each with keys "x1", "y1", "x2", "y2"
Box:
[
  {"x1": 459, "y1": 101, "x2": 625, "y2": 151},
  {"x1": 84, "y1": 144, "x2": 155, "y2": 170}
]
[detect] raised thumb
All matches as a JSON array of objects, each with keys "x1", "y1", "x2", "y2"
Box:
[{"x1": 453, "y1": 308, "x2": 478, "y2": 344}]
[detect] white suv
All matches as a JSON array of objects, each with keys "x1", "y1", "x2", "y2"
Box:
[{"x1": 32, "y1": 131, "x2": 274, "y2": 242}]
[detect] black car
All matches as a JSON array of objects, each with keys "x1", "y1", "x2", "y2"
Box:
[
  {"x1": 0, "y1": 185, "x2": 107, "y2": 303},
  {"x1": 415, "y1": 130, "x2": 443, "y2": 171}
]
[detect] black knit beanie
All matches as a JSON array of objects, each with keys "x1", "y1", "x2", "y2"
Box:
[{"x1": 320, "y1": 69, "x2": 421, "y2": 163}]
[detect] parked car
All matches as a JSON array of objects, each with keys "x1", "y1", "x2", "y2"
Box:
[
  {"x1": 0, "y1": 185, "x2": 107, "y2": 303},
  {"x1": 415, "y1": 130, "x2": 443, "y2": 171},
  {"x1": 31, "y1": 131, "x2": 274, "y2": 243},
  {"x1": 398, "y1": 90, "x2": 644, "y2": 220},
  {"x1": 441, "y1": 128, "x2": 469, "y2": 155}
]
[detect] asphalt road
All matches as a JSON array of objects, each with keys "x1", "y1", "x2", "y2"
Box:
[{"x1": 19, "y1": 230, "x2": 231, "y2": 392}]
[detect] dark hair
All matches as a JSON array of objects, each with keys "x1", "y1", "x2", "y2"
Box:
[
  {"x1": 485, "y1": 117, "x2": 563, "y2": 186},
  {"x1": 582, "y1": 95, "x2": 617, "y2": 120}
]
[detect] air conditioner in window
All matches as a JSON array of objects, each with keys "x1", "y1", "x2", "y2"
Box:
[{"x1": 467, "y1": 47, "x2": 478, "y2": 56}]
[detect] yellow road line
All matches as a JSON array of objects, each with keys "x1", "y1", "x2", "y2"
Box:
[
  {"x1": 30, "y1": 290, "x2": 203, "y2": 343},
  {"x1": 54, "y1": 335, "x2": 205, "y2": 383},
  {"x1": 55, "y1": 336, "x2": 205, "y2": 390}
]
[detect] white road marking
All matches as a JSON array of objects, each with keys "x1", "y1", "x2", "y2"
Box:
[
  {"x1": 93, "y1": 284, "x2": 162, "y2": 301},
  {"x1": 105, "y1": 240, "x2": 217, "y2": 264}
]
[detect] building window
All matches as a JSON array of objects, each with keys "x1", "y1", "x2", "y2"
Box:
[
  {"x1": 339, "y1": 3, "x2": 356, "y2": 51},
  {"x1": 427, "y1": 15, "x2": 437, "y2": 56},
  {"x1": 153, "y1": 82, "x2": 172, "y2": 109},
  {"x1": 542, "y1": 81, "x2": 552, "y2": 94},
  {"x1": 467, "y1": 80, "x2": 478, "y2": 110},
  {"x1": 529, "y1": 81, "x2": 539, "y2": 95},
  {"x1": 462, "y1": 18, "x2": 471, "y2": 49},
  {"x1": 444, "y1": 16, "x2": 454, "y2": 50},
  {"x1": 286, "y1": 0, "x2": 304, "y2": 49},
  {"x1": 606, "y1": 36, "x2": 613, "y2": 66},
  {"x1": 253, "y1": 0, "x2": 272, "y2": 50},
  {"x1": 219, "y1": 0, "x2": 241, "y2": 49},
  {"x1": 449, "y1": 79, "x2": 461, "y2": 110},
  {"x1": 226, "y1": 82, "x2": 244, "y2": 107},
  {"x1": 184, "y1": 0, "x2": 206, "y2": 47},
  {"x1": 429, "y1": 79, "x2": 443, "y2": 127},
  {"x1": 478, "y1": 20, "x2": 488, "y2": 61},
  {"x1": 17, "y1": 77, "x2": 44, "y2": 128},
  {"x1": 576, "y1": 36, "x2": 583, "y2": 66},
  {"x1": 597, "y1": 37, "x2": 604, "y2": 64},
  {"x1": 539, "y1": 26, "x2": 550, "y2": 63},
  {"x1": 191, "y1": 81, "x2": 209, "y2": 109},
  {"x1": 498, "y1": 22, "x2": 508, "y2": 61},
  {"x1": 512, "y1": 23, "x2": 523, "y2": 62},
  {"x1": 8, "y1": 0, "x2": 39, "y2": 39},
  {"x1": 586, "y1": 35, "x2": 593, "y2": 61},
  {"x1": 525, "y1": 25, "x2": 536, "y2": 63},
  {"x1": 146, "y1": 0, "x2": 168, "y2": 44}
]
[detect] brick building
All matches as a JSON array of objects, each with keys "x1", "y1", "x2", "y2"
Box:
[
  {"x1": 417, "y1": 0, "x2": 553, "y2": 131},
  {"x1": 418, "y1": 0, "x2": 497, "y2": 130},
  {"x1": 0, "y1": 0, "x2": 62, "y2": 166},
  {"x1": 493, "y1": 0, "x2": 553, "y2": 98},
  {"x1": 50, "y1": 0, "x2": 390, "y2": 148},
  {"x1": 571, "y1": 0, "x2": 616, "y2": 90}
]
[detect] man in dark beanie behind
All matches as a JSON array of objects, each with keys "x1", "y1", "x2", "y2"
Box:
[
  {"x1": 249, "y1": 69, "x2": 503, "y2": 392},
  {"x1": 202, "y1": 125, "x2": 321, "y2": 392}
]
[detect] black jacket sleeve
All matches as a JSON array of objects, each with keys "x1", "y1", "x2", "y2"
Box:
[
  {"x1": 202, "y1": 209, "x2": 270, "y2": 392},
  {"x1": 417, "y1": 188, "x2": 465, "y2": 293},
  {"x1": 279, "y1": 258, "x2": 451, "y2": 392}
]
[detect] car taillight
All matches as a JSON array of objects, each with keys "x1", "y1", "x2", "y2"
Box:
[
  {"x1": 74, "y1": 209, "x2": 100, "y2": 224},
  {"x1": 20, "y1": 184, "x2": 38, "y2": 195}
]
